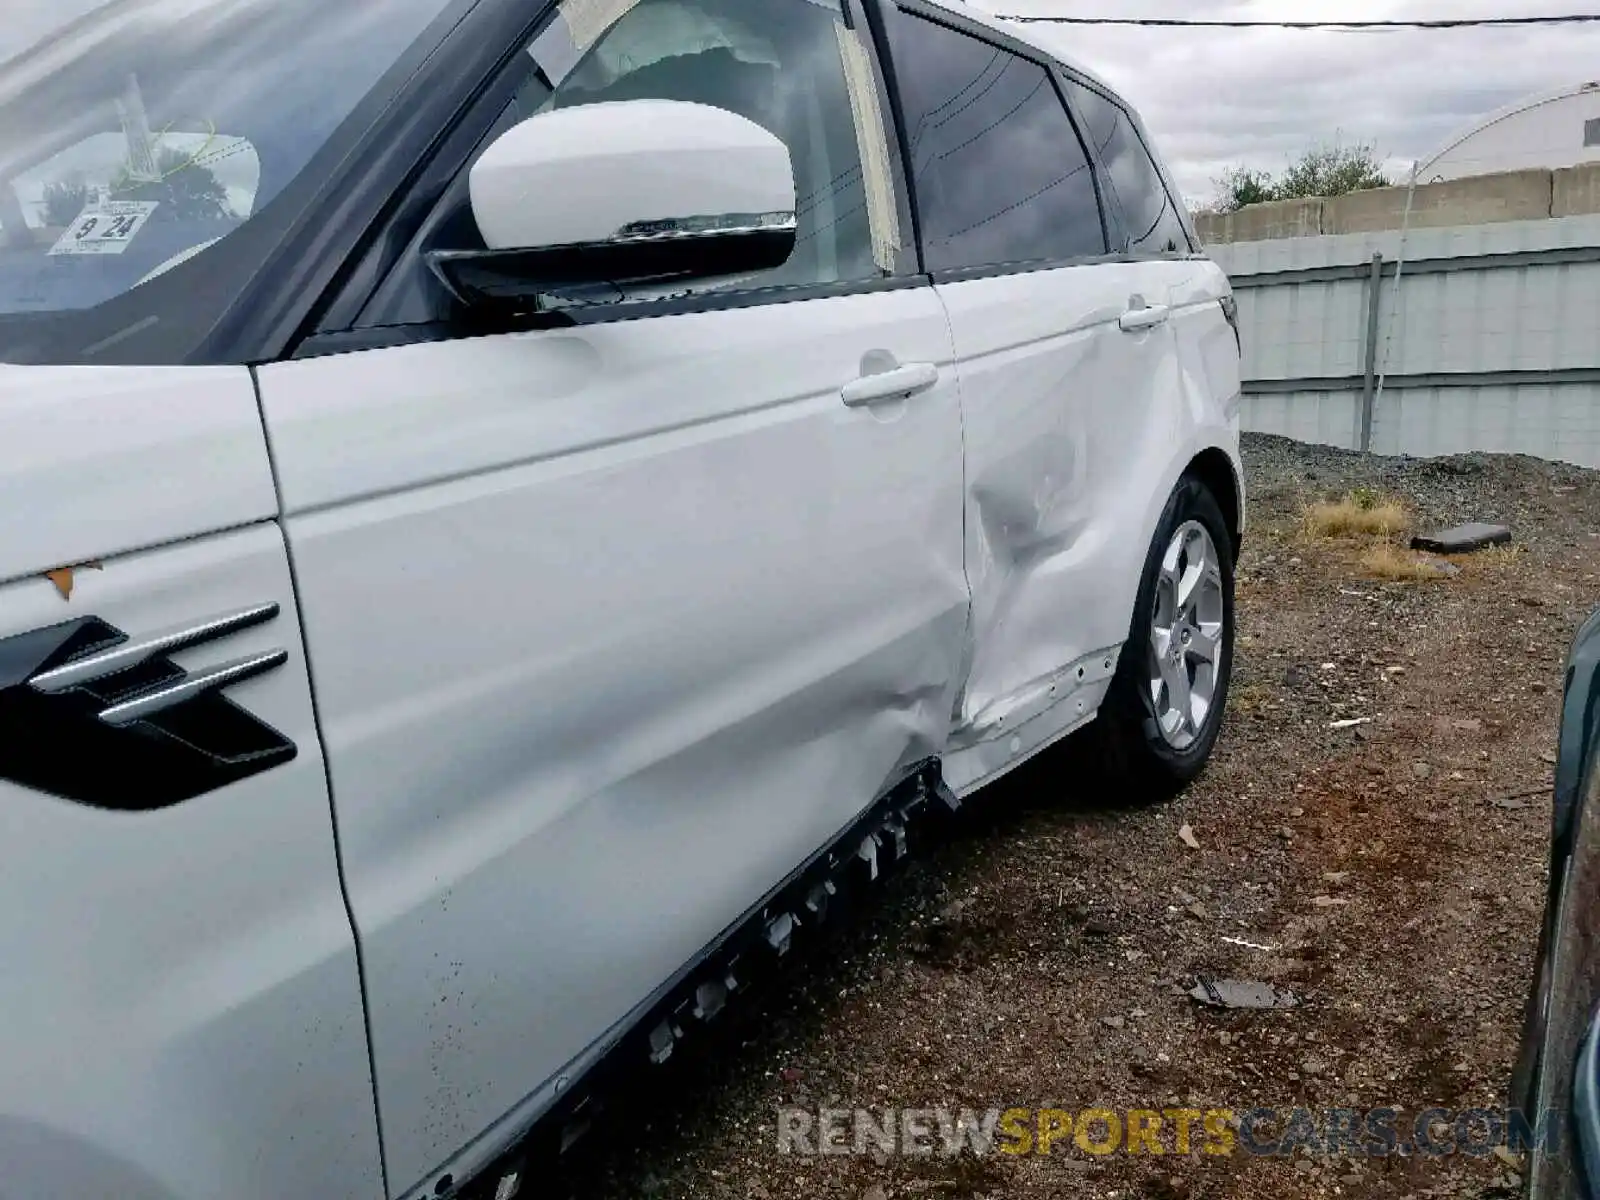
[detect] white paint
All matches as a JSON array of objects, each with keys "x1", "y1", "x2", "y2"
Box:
[
  {"x1": 0, "y1": 4, "x2": 1249, "y2": 1194},
  {"x1": 258, "y1": 286, "x2": 971, "y2": 1194},
  {"x1": 469, "y1": 100, "x2": 795, "y2": 251},
  {"x1": 261, "y1": 262, "x2": 1240, "y2": 1193},
  {"x1": 0, "y1": 364, "x2": 277, "y2": 585},
  {"x1": 937, "y1": 256, "x2": 1240, "y2": 767},
  {"x1": 0, "y1": 525, "x2": 381, "y2": 1200}
]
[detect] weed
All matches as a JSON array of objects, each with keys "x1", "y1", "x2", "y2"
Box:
[
  {"x1": 1359, "y1": 542, "x2": 1453, "y2": 582},
  {"x1": 1304, "y1": 493, "x2": 1410, "y2": 539}
]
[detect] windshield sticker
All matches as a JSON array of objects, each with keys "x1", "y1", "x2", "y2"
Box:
[{"x1": 48, "y1": 200, "x2": 160, "y2": 257}]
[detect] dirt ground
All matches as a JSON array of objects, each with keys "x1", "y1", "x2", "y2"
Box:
[{"x1": 549, "y1": 434, "x2": 1600, "y2": 1200}]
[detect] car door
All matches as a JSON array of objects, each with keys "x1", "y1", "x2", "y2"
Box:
[
  {"x1": 1055, "y1": 73, "x2": 1242, "y2": 493},
  {"x1": 254, "y1": 1, "x2": 968, "y2": 1194},
  {"x1": 877, "y1": 2, "x2": 1183, "y2": 793}
]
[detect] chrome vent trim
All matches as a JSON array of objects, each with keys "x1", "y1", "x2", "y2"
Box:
[
  {"x1": 98, "y1": 650, "x2": 291, "y2": 727},
  {"x1": 30, "y1": 603, "x2": 280, "y2": 694}
]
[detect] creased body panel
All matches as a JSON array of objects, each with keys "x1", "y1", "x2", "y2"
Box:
[
  {"x1": 937, "y1": 260, "x2": 1240, "y2": 793},
  {"x1": 258, "y1": 288, "x2": 969, "y2": 1195},
  {"x1": 0, "y1": 366, "x2": 276, "y2": 585},
  {"x1": 0, "y1": 525, "x2": 381, "y2": 1200}
]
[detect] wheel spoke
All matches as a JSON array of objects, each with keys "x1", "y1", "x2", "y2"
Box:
[
  {"x1": 1147, "y1": 518, "x2": 1228, "y2": 751},
  {"x1": 1176, "y1": 532, "x2": 1213, "y2": 612},
  {"x1": 1150, "y1": 622, "x2": 1174, "y2": 658},
  {"x1": 1188, "y1": 621, "x2": 1223, "y2": 665},
  {"x1": 1159, "y1": 651, "x2": 1192, "y2": 732}
]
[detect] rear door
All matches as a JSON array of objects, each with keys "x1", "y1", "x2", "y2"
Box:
[
  {"x1": 1056, "y1": 74, "x2": 1241, "y2": 471},
  {"x1": 255, "y1": 1, "x2": 969, "y2": 1194},
  {"x1": 878, "y1": 3, "x2": 1179, "y2": 791}
]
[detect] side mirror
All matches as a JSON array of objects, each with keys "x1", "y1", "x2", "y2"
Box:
[{"x1": 427, "y1": 99, "x2": 798, "y2": 311}]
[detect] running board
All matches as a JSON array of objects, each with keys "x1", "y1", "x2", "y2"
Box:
[{"x1": 452, "y1": 760, "x2": 961, "y2": 1200}]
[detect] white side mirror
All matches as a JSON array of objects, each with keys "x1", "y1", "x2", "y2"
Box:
[{"x1": 429, "y1": 99, "x2": 798, "y2": 309}]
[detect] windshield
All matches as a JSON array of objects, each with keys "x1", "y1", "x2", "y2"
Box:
[{"x1": 0, "y1": 0, "x2": 462, "y2": 362}]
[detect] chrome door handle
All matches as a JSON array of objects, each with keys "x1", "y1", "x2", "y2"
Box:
[
  {"x1": 1119, "y1": 303, "x2": 1171, "y2": 333},
  {"x1": 841, "y1": 362, "x2": 940, "y2": 408}
]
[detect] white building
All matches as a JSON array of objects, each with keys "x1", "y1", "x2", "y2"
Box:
[{"x1": 1419, "y1": 81, "x2": 1600, "y2": 182}]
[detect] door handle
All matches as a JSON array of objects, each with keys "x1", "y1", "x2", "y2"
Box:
[
  {"x1": 841, "y1": 362, "x2": 940, "y2": 408},
  {"x1": 1119, "y1": 303, "x2": 1171, "y2": 333}
]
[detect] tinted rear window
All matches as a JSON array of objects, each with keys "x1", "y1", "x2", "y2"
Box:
[{"x1": 1061, "y1": 78, "x2": 1189, "y2": 255}]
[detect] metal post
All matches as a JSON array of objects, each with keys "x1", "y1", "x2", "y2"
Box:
[{"x1": 1359, "y1": 251, "x2": 1383, "y2": 453}]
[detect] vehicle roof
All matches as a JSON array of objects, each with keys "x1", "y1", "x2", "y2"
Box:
[{"x1": 915, "y1": 0, "x2": 1121, "y2": 97}]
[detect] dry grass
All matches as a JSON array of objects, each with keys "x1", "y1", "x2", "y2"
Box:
[
  {"x1": 1359, "y1": 541, "x2": 1454, "y2": 582},
  {"x1": 1228, "y1": 680, "x2": 1277, "y2": 716},
  {"x1": 1449, "y1": 543, "x2": 1527, "y2": 576},
  {"x1": 1304, "y1": 490, "x2": 1411, "y2": 540}
]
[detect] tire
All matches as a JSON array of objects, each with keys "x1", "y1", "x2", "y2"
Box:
[{"x1": 1087, "y1": 474, "x2": 1236, "y2": 802}]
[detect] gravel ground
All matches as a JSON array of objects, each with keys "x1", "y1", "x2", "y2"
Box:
[{"x1": 545, "y1": 434, "x2": 1600, "y2": 1200}]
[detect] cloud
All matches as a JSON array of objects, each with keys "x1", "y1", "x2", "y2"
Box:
[{"x1": 977, "y1": 0, "x2": 1600, "y2": 205}]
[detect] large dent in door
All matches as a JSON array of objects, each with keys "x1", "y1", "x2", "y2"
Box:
[
  {"x1": 952, "y1": 318, "x2": 1138, "y2": 734},
  {"x1": 942, "y1": 261, "x2": 1238, "y2": 763}
]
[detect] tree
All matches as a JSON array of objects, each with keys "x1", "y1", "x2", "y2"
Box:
[
  {"x1": 1210, "y1": 138, "x2": 1391, "y2": 213},
  {"x1": 1211, "y1": 167, "x2": 1277, "y2": 214},
  {"x1": 1276, "y1": 140, "x2": 1391, "y2": 201},
  {"x1": 113, "y1": 147, "x2": 233, "y2": 222}
]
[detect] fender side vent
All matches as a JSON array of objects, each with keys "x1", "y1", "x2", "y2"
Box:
[{"x1": 0, "y1": 609, "x2": 296, "y2": 810}]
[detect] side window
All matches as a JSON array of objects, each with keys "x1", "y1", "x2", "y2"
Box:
[
  {"x1": 884, "y1": 13, "x2": 1106, "y2": 274},
  {"x1": 361, "y1": 0, "x2": 907, "y2": 327},
  {"x1": 1062, "y1": 79, "x2": 1189, "y2": 255}
]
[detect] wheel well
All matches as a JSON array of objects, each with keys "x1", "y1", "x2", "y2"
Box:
[{"x1": 1187, "y1": 449, "x2": 1242, "y2": 560}]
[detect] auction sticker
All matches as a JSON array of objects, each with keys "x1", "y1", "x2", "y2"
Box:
[{"x1": 49, "y1": 200, "x2": 160, "y2": 256}]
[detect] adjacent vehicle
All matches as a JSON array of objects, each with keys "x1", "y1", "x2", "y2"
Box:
[
  {"x1": 1518, "y1": 608, "x2": 1600, "y2": 1199},
  {"x1": 0, "y1": 0, "x2": 1243, "y2": 1196}
]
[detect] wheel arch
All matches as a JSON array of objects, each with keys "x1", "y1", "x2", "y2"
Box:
[{"x1": 1184, "y1": 446, "x2": 1244, "y2": 563}]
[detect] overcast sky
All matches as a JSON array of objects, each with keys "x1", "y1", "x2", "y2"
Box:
[{"x1": 972, "y1": 0, "x2": 1600, "y2": 207}]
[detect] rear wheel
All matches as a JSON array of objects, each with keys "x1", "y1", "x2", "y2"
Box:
[{"x1": 1089, "y1": 475, "x2": 1236, "y2": 800}]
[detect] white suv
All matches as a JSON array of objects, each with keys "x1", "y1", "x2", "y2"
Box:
[{"x1": 0, "y1": 0, "x2": 1242, "y2": 1197}]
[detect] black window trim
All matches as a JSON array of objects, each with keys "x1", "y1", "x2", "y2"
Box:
[
  {"x1": 308, "y1": 0, "x2": 564, "y2": 338},
  {"x1": 295, "y1": 274, "x2": 935, "y2": 360},
  {"x1": 887, "y1": 0, "x2": 1203, "y2": 264},
  {"x1": 299, "y1": 0, "x2": 926, "y2": 357},
  {"x1": 879, "y1": 0, "x2": 1122, "y2": 282},
  {"x1": 1054, "y1": 68, "x2": 1202, "y2": 258},
  {"x1": 203, "y1": 0, "x2": 500, "y2": 363}
]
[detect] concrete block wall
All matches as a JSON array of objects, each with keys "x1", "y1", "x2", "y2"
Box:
[
  {"x1": 1555, "y1": 162, "x2": 1600, "y2": 218},
  {"x1": 1195, "y1": 163, "x2": 1600, "y2": 244}
]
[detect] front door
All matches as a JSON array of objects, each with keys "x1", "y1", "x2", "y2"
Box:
[{"x1": 256, "y1": 1, "x2": 968, "y2": 1193}]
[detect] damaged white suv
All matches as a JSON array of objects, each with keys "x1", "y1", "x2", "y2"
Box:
[{"x1": 0, "y1": 0, "x2": 1242, "y2": 1196}]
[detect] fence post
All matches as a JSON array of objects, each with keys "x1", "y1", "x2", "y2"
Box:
[{"x1": 1359, "y1": 251, "x2": 1383, "y2": 453}]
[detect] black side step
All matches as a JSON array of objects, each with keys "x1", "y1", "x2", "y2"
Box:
[{"x1": 460, "y1": 760, "x2": 962, "y2": 1199}]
